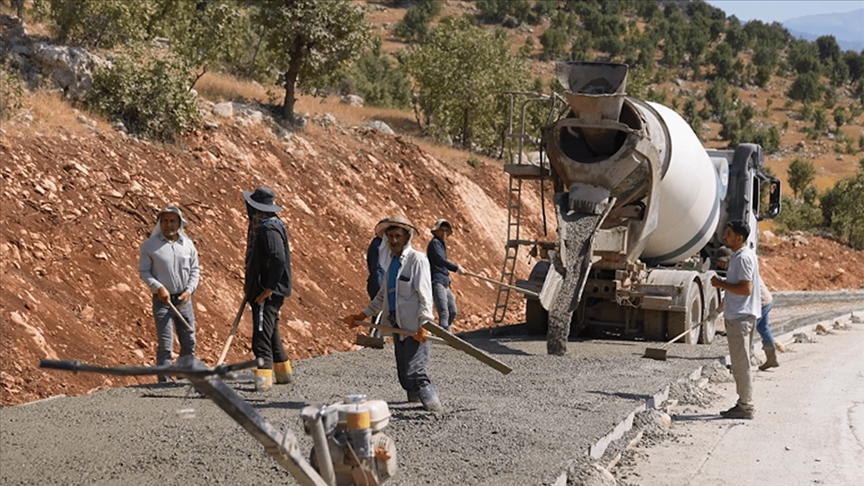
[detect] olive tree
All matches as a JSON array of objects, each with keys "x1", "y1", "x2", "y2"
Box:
[
  {"x1": 400, "y1": 16, "x2": 530, "y2": 153},
  {"x1": 254, "y1": 0, "x2": 372, "y2": 123},
  {"x1": 787, "y1": 157, "x2": 816, "y2": 199}
]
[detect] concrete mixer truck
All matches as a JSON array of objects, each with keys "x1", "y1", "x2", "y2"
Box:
[{"x1": 498, "y1": 62, "x2": 781, "y2": 355}]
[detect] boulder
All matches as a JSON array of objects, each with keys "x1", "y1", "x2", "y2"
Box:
[
  {"x1": 340, "y1": 94, "x2": 364, "y2": 107},
  {"x1": 30, "y1": 42, "x2": 103, "y2": 100},
  {"x1": 368, "y1": 120, "x2": 394, "y2": 135}
]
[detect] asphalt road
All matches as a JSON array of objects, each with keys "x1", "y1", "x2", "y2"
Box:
[
  {"x1": 620, "y1": 310, "x2": 864, "y2": 485},
  {"x1": 1, "y1": 292, "x2": 862, "y2": 486}
]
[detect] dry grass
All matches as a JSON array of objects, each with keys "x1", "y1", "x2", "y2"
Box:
[
  {"x1": 9, "y1": 91, "x2": 97, "y2": 137},
  {"x1": 194, "y1": 72, "x2": 273, "y2": 105}
]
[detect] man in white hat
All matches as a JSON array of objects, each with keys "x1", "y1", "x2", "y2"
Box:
[
  {"x1": 427, "y1": 218, "x2": 465, "y2": 332},
  {"x1": 243, "y1": 187, "x2": 294, "y2": 391},
  {"x1": 343, "y1": 215, "x2": 442, "y2": 412},
  {"x1": 139, "y1": 206, "x2": 200, "y2": 382}
]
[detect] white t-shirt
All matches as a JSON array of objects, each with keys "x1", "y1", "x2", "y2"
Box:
[{"x1": 724, "y1": 246, "x2": 761, "y2": 320}]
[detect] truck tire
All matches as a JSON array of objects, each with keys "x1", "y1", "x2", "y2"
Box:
[
  {"x1": 667, "y1": 281, "x2": 702, "y2": 344},
  {"x1": 525, "y1": 299, "x2": 549, "y2": 335},
  {"x1": 699, "y1": 288, "x2": 720, "y2": 344}
]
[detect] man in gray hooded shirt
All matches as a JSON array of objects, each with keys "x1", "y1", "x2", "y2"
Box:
[{"x1": 139, "y1": 206, "x2": 200, "y2": 382}]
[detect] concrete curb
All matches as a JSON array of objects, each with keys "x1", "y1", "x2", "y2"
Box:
[{"x1": 558, "y1": 308, "x2": 863, "y2": 485}]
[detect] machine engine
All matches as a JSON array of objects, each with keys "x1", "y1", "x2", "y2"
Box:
[{"x1": 302, "y1": 395, "x2": 398, "y2": 486}]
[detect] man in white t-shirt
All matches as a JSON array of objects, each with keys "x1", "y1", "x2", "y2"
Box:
[{"x1": 711, "y1": 220, "x2": 761, "y2": 419}]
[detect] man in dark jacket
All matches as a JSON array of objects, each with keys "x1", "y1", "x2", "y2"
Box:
[
  {"x1": 426, "y1": 219, "x2": 464, "y2": 332},
  {"x1": 366, "y1": 219, "x2": 389, "y2": 339},
  {"x1": 243, "y1": 187, "x2": 293, "y2": 391}
]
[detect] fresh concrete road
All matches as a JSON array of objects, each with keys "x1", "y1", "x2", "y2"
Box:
[{"x1": 625, "y1": 313, "x2": 864, "y2": 486}]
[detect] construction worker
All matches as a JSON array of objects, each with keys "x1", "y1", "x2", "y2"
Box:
[
  {"x1": 243, "y1": 187, "x2": 293, "y2": 391},
  {"x1": 343, "y1": 215, "x2": 442, "y2": 412},
  {"x1": 426, "y1": 218, "x2": 465, "y2": 332},
  {"x1": 754, "y1": 278, "x2": 781, "y2": 370},
  {"x1": 366, "y1": 219, "x2": 390, "y2": 339},
  {"x1": 711, "y1": 220, "x2": 761, "y2": 420},
  {"x1": 138, "y1": 206, "x2": 200, "y2": 383}
]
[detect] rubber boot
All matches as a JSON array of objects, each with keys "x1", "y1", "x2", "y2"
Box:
[
  {"x1": 759, "y1": 347, "x2": 779, "y2": 370},
  {"x1": 274, "y1": 361, "x2": 293, "y2": 384},
  {"x1": 254, "y1": 368, "x2": 273, "y2": 391},
  {"x1": 418, "y1": 384, "x2": 442, "y2": 412}
]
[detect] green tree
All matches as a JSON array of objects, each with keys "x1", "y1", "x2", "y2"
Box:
[
  {"x1": 787, "y1": 157, "x2": 816, "y2": 199},
  {"x1": 724, "y1": 18, "x2": 748, "y2": 55},
  {"x1": 787, "y1": 71, "x2": 823, "y2": 103},
  {"x1": 833, "y1": 106, "x2": 848, "y2": 128},
  {"x1": 394, "y1": 0, "x2": 441, "y2": 42},
  {"x1": 821, "y1": 162, "x2": 864, "y2": 249},
  {"x1": 33, "y1": 0, "x2": 151, "y2": 48},
  {"x1": 752, "y1": 43, "x2": 779, "y2": 87},
  {"x1": 843, "y1": 50, "x2": 864, "y2": 84},
  {"x1": 815, "y1": 35, "x2": 841, "y2": 67},
  {"x1": 775, "y1": 196, "x2": 823, "y2": 234},
  {"x1": 254, "y1": 0, "x2": 372, "y2": 123},
  {"x1": 86, "y1": 46, "x2": 200, "y2": 141},
  {"x1": 705, "y1": 77, "x2": 730, "y2": 117},
  {"x1": 540, "y1": 26, "x2": 568, "y2": 61},
  {"x1": 786, "y1": 39, "x2": 821, "y2": 75},
  {"x1": 476, "y1": 0, "x2": 530, "y2": 24},
  {"x1": 708, "y1": 42, "x2": 737, "y2": 82},
  {"x1": 334, "y1": 38, "x2": 411, "y2": 109},
  {"x1": 400, "y1": 16, "x2": 529, "y2": 152}
]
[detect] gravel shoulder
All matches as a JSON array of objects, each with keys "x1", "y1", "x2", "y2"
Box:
[{"x1": 2, "y1": 293, "x2": 862, "y2": 486}]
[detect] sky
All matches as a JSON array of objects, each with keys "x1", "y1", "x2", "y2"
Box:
[{"x1": 707, "y1": 1, "x2": 864, "y2": 23}]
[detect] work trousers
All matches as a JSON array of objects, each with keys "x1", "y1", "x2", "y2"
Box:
[
  {"x1": 152, "y1": 295, "x2": 196, "y2": 382},
  {"x1": 754, "y1": 300, "x2": 775, "y2": 350},
  {"x1": 726, "y1": 315, "x2": 757, "y2": 406},
  {"x1": 390, "y1": 314, "x2": 435, "y2": 402},
  {"x1": 432, "y1": 282, "x2": 457, "y2": 332},
  {"x1": 251, "y1": 295, "x2": 288, "y2": 369}
]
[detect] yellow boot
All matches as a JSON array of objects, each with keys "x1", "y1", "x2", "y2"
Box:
[
  {"x1": 254, "y1": 368, "x2": 273, "y2": 391},
  {"x1": 274, "y1": 361, "x2": 293, "y2": 384}
]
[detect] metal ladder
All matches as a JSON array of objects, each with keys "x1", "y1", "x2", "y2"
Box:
[
  {"x1": 492, "y1": 176, "x2": 524, "y2": 323},
  {"x1": 492, "y1": 92, "x2": 561, "y2": 323}
]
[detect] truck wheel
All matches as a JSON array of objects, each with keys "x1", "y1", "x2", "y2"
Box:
[
  {"x1": 525, "y1": 299, "x2": 548, "y2": 335},
  {"x1": 699, "y1": 288, "x2": 720, "y2": 344},
  {"x1": 667, "y1": 282, "x2": 702, "y2": 344}
]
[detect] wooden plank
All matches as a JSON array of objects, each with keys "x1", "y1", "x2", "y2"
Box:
[
  {"x1": 352, "y1": 321, "x2": 446, "y2": 344},
  {"x1": 421, "y1": 322, "x2": 513, "y2": 375}
]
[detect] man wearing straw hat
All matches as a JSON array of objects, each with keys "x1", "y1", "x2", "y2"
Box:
[
  {"x1": 139, "y1": 206, "x2": 200, "y2": 383},
  {"x1": 343, "y1": 215, "x2": 442, "y2": 412},
  {"x1": 243, "y1": 187, "x2": 294, "y2": 391}
]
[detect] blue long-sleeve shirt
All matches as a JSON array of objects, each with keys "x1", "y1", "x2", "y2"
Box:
[
  {"x1": 139, "y1": 234, "x2": 200, "y2": 295},
  {"x1": 426, "y1": 236, "x2": 459, "y2": 287}
]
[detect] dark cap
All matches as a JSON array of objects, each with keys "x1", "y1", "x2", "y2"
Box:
[{"x1": 726, "y1": 220, "x2": 750, "y2": 239}]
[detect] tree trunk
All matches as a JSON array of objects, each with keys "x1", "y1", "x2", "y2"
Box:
[{"x1": 281, "y1": 39, "x2": 305, "y2": 124}]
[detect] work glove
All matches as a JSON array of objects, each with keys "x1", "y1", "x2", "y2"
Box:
[
  {"x1": 343, "y1": 313, "x2": 366, "y2": 329},
  {"x1": 456, "y1": 265, "x2": 466, "y2": 275},
  {"x1": 411, "y1": 327, "x2": 429, "y2": 343}
]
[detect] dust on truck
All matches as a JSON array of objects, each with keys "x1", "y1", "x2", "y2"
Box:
[{"x1": 499, "y1": 62, "x2": 781, "y2": 355}]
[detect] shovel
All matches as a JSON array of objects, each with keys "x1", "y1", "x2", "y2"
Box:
[
  {"x1": 216, "y1": 298, "x2": 248, "y2": 366},
  {"x1": 643, "y1": 321, "x2": 702, "y2": 361}
]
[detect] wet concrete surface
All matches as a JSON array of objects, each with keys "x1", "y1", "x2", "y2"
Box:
[{"x1": 2, "y1": 292, "x2": 862, "y2": 486}]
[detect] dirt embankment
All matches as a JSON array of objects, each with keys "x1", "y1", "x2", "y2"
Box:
[
  {"x1": 2, "y1": 117, "x2": 863, "y2": 407},
  {"x1": 0, "y1": 120, "x2": 552, "y2": 406}
]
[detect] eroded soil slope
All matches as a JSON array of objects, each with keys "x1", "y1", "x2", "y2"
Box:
[
  {"x1": 2, "y1": 119, "x2": 863, "y2": 407},
  {"x1": 0, "y1": 121, "x2": 551, "y2": 405}
]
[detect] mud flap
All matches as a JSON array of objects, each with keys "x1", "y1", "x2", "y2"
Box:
[{"x1": 542, "y1": 195, "x2": 614, "y2": 356}]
